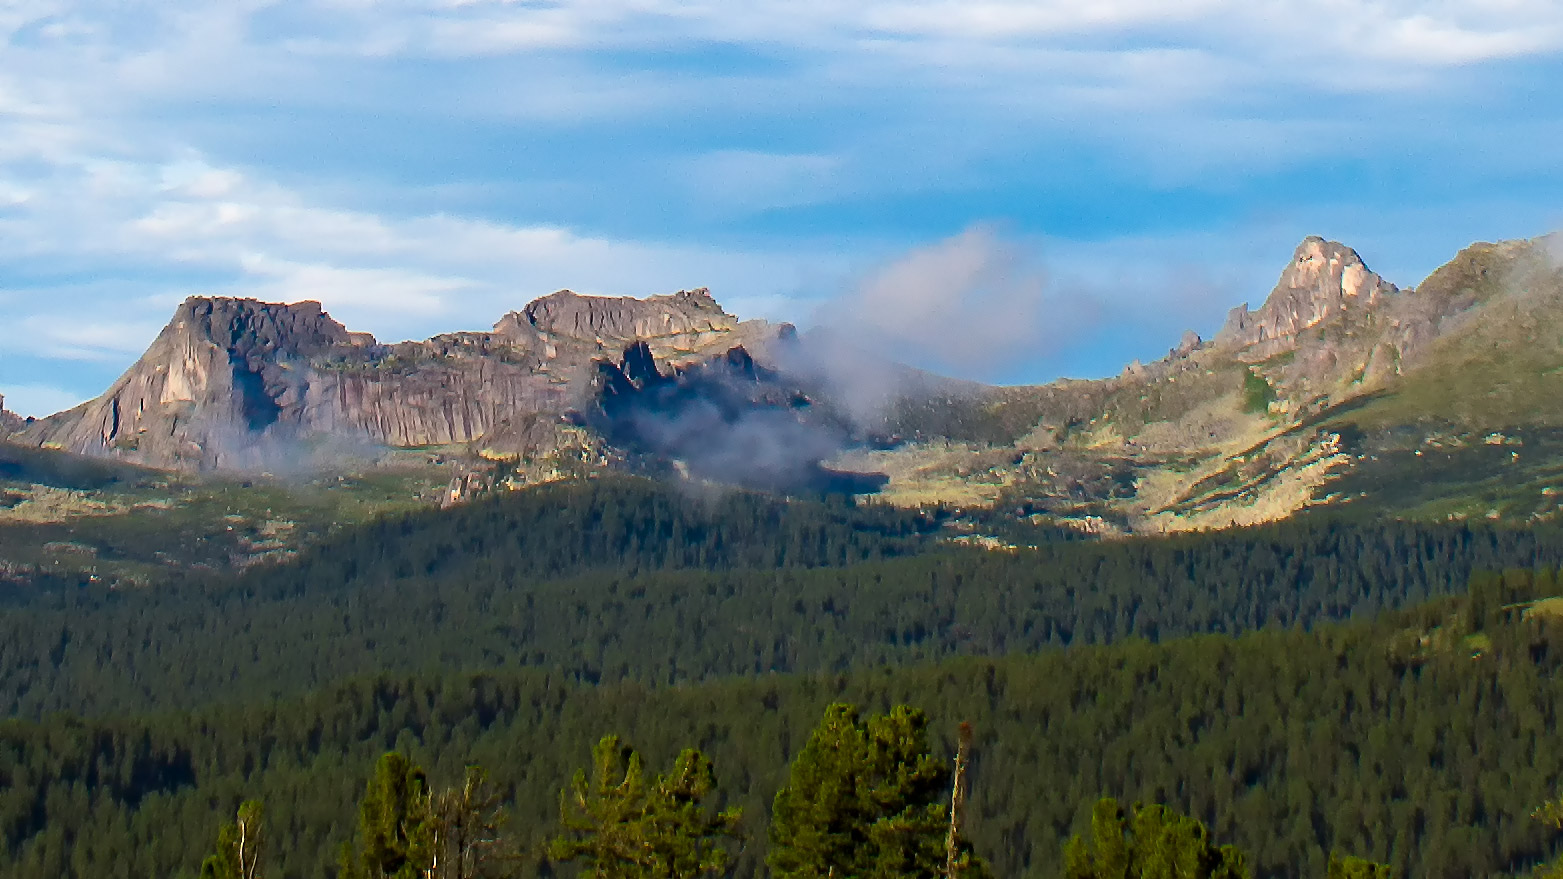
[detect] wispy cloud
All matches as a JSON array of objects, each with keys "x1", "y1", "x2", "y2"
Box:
[
  {"x1": 816, "y1": 225, "x2": 1072, "y2": 379},
  {"x1": 2, "y1": 0, "x2": 1562, "y2": 414}
]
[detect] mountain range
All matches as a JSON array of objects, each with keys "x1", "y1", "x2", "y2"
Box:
[{"x1": 3, "y1": 230, "x2": 1563, "y2": 572}]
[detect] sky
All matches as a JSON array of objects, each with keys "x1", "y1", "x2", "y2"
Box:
[{"x1": 2, "y1": 1, "x2": 1563, "y2": 417}]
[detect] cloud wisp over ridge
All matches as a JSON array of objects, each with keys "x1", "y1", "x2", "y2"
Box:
[{"x1": 3, "y1": 1, "x2": 1563, "y2": 415}]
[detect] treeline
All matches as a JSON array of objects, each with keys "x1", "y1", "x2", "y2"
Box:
[
  {"x1": 243, "y1": 477, "x2": 944, "y2": 587},
  {"x1": 0, "y1": 475, "x2": 944, "y2": 598},
  {"x1": 5, "y1": 489, "x2": 1563, "y2": 717},
  {"x1": 5, "y1": 569, "x2": 1563, "y2": 878}
]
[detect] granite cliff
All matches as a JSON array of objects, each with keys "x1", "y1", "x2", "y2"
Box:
[{"x1": 18, "y1": 289, "x2": 795, "y2": 473}]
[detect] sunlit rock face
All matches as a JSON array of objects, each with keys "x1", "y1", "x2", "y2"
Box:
[
  {"x1": 1201, "y1": 236, "x2": 1499, "y2": 406},
  {"x1": 1216, "y1": 237, "x2": 1399, "y2": 357},
  {"x1": 17, "y1": 289, "x2": 793, "y2": 472}
]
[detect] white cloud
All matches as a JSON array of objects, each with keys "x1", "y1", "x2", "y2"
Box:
[
  {"x1": 0, "y1": 0, "x2": 1560, "y2": 396},
  {"x1": 303, "y1": 1, "x2": 1563, "y2": 83},
  {"x1": 815, "y1": 224, "x2": 1091, "y2": 378},
  {"x1": 0, "y1": 130, "x2": 834, "y2": 352}
]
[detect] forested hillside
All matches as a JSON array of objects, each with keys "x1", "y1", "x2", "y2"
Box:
[
  {"x1": 5, "y1": 480, "x2": 1563, "y2": 717},
  {"x1": 3, "y1": 570, "x2": 1563, "y2": 879},
  {"x1": 8, "y1": 479, "x2": 1563, "y2": 879}
]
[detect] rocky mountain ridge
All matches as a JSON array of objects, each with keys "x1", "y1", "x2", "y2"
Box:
[
  {"x1": 17, "y1": 289, "x2": 793, "y2": 473},
  {"x1": 827, "y1": 232, "x2": 1563, "y2": 530},
  {"x1": 8, "y1": 231, "x2": 1563, "y2": 532}
]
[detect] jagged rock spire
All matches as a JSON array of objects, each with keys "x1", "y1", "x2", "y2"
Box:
[{"x1": 1217, "y1": 237, "x2": 1397, "y2": 353}]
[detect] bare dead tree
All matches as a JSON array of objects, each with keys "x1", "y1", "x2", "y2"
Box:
[
  {"x1": 427, "y1": 766, "x2": 511, "y2": 879},
  {"x1": 235, "y1": 801, "x2": 264, "y2": 879},
  {"x1": 945, "y1": 722, "x2": 973, "y2": 879}
]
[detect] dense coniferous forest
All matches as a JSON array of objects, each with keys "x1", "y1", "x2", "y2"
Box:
[
  {"x1": 5, "y1": 480, "x2": 1563, "y2": 717},
  {"x1": 3, "y1": 570, "x2": 1563, "y2": 878},
  {"x1": 7, "y1": 479, "x2": 1563, "y2": 878}
]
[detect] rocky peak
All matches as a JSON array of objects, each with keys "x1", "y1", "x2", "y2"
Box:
[
  {"x1": 497, "y1": 288, "x2": 737, "y2": 348},
  {"x1": 16, "y1": 286, "x2": 795, "y2": 472},
  {"x1": 169, "y1": 297, "x2": 365, "y2": 357},
  {"x1": 1216, "y1": 237, "x2": 1397, "y2": 354}
]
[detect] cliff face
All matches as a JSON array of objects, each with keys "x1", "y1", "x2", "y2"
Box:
[
  {"x1": 20, "y1": 299, "x2": 359, "y2": 469},
  {"x1": 1205, "y1": 235, "x2": 1497, "y2": 408},
  {"x1": 1216, "y1": 237, "x2": 1398, "y2": 354},
  {"x1": 19, "y1": 289, "x2": 792, "y2": 471},
  {"x1": 0, "y1": 395, "x2": 22, "y2": 436}
]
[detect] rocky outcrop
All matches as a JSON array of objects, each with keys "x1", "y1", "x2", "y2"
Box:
[
  {"x1": 1200, "y1": 236, "x2": 1506, "y2": 409},
  {"x1": 492, "y1": 288, "x2": 785, "y2": 372},
  {"x1": 1216, "y1": 237, "x2": 1398, "y2": 358},
  {"x1": 19, "y1": 290, "x2": 793, "y2": 471},
  {"x1": 0, "y1": 395, "x2": 23, "y2": 436},
  {"x1": 589, "y1": 339, "x2": 882, "y2": 493}
]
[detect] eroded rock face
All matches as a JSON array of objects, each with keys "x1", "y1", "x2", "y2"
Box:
[
  {"x1": 588, "y1": 340, "x2": 882, "y2": 493},
  {"x1": 504, "y1": 288, "x2": 733, "y2": 346},
  {"x1": 1200, "y1": 236, "x2": 1498, "y2": 409},
  {"x1": 1216, "y1": 237, "x2": 1399, "y2": 357},
  {"x1": 0, "y1": 395, "x2": 23, "y2": 436},
  {"x1": 19, "y1": 290, "x2": 792, "y2": 471}
]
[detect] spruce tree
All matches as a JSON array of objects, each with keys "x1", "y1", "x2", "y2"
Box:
[
  {"x1": 768, "y1": 703, "x2": 952, "y2": 879},
  {"x1": 550, "y1": 735, "x2": 741, "y2": 878},
  {"x1": 339, "y1": 753, "x2": 437, "y2": 879}
]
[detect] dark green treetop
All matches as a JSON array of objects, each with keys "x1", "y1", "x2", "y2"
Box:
[
  {"x1": 1063, "y1": 797, "x2": 1249, "y2": 879},
  {"x1": 550, "y1": 735, "x2": 741, "y2": 879},
  {"x1": 768, "y1": 702, "x2": 953, "y2": 879},
  {"x1": 339, "y1": 753, "x2": 437, "y2": 879}
]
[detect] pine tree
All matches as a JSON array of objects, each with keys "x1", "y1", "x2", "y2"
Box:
[
  {"x1": 768, "y1": 703, "x2": 952, "y2": 879},
  {"x1": 429, "y1": 766, "x2": 510, "y2": 879},
  {"x1": 200, "y1": 800, "x2": 264, "y2": 879},
  {"x1": 551, "y1": 736, "x2": 652, "y2": 879},
  {"x1": 550, "y1": 735, "x2": 741, "y2": 879},
  {"x1": 1325, "y1": 852, "x2": 1393, "y2": 879},
  {"x1": 1533, "y1": 796, "x2": 1563, "y2": 879},
  {"x1": 339, "y1": 753, "x2": 437, "y2": 879},
  {"x1": 1062, "y1": 797, "x2": 1249, "y2": 879},
  {"x1": 640, "y1": 749, "x2": 743, "y2": 878}
]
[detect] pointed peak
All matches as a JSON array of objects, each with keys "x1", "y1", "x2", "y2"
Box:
[{"x1": 1216, "y1": 237, "x2": 1397, "y2": 351}]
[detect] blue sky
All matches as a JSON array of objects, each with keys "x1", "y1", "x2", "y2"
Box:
[{"x1": 3, "y1": 1, "x2": 1563, "y2": 416}]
